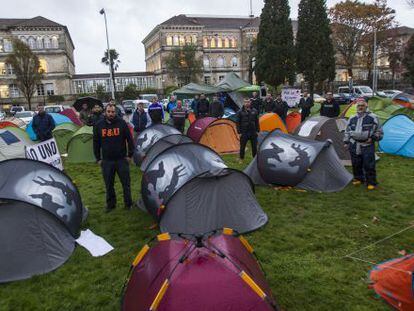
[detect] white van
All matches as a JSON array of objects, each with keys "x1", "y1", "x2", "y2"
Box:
[{"x1": 338, "y1": 85, "x2": 374, "y2": 97}]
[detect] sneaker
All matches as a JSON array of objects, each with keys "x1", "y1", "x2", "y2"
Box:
[
  {"x1": 367, "y1": 185, "x2": 376, "y2": 191},
  {"x1": 352, "y1": 180, "x2": 362, "y2": 186}
]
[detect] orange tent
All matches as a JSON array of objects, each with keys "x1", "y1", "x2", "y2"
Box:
[
  {"x1": 259, "y1": 113, "x2": 287, "y2": 133},
  {"x1": 0, "y1": 121, "x2": 19, "y2": 129},
  {"x1": 188, "y1": 112, "x2": 196, "y2": 124},
  {"x1": 286, "y1": 112, "x2": 302, "y2": 133},
  {"x1": 187, "y1": 117, "x2": 240, "y2": 154},
  {"x1": 370, "y1": 254, "x2": 414, "y2": 310}
]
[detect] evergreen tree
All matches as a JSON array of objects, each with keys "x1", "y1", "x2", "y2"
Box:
[
  {"x1": 403, "y1": 35, "x2": 414, "y2": 86},
  {"x1": 256, "y1": 0, "x2": 295, "y2": 87},
  {"x1": 296, "y1": 0, "x2": 335, "y2": 95}
]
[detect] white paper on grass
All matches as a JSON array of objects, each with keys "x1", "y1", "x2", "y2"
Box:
[
  {"x1": 76, "y1": 229, "x2": 114, "y2": 257},
  {"x1": 298, "y1": 121, "x2": 319, "y2": 137}
]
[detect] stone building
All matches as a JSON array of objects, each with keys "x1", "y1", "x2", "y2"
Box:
[{"x1": 0, "y1": 16, "x2": 75, "y2": 107}]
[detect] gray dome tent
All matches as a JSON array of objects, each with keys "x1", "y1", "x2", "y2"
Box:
[
  {"x1": 133, "y1": 124, "x2": 181, "y2": 166},
  {"x1": 244, "y1": 131, "x2": 352, "y2": 192},
  {"x1": 141, "y1": 143, "x2": 268, "y2": 234},
  {"x1": 294, "y1": 116, "x2": 351, "y2": 166},
  {"x1": 0, "y1": 159, "x2": 84, "y2": 283}
]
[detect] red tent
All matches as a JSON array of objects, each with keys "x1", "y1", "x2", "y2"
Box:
[
  {"x1": 0, "y1": 121, "x2": 18, "y2": 129},
  {"x1": 370, "y1": 254, "x2": 414, "y2": 310},
  {"x1": 122, "y1": 230, "x2": 278, "y2": 311},
  {"x1": 59, "y1": 108, "x2": 82, "y2": 126},
  {"x1": 286, "y1": 112, "x2": 302, "y2": 133}
]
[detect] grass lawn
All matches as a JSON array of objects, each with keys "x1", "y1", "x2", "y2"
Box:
[{"x1": 1, "y1": 153, "x2": 414, "y2": 310}]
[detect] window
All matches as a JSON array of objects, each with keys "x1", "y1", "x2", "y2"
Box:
[
  {"x1": 185, "y1": 35, "x2": 192, "y2": 45},
  {"x1": 20, "y1": 37, "x2": 27, "y2": 45},
  {"x1": 203, "y1": 57, "x2": 210, "y2": 68},
  {"x1": 203, "y1": 37, "x2": 208, "y2": 48},
  {"x1": 0, "y1": 62, "x2": 5, "y2": 75},
  {"x1": 0, "y1": 85, "x2": 9, "y2": 98},
  {"x1": 224, "y1": 38, "x2": 230, "y2": 48},
  {"x1": 36, "y1": 37, "x2": 43, "y2": 49},
  {"x1": 210, "y1": 37, "x2": 216, "y2": 48},
  {"x1": 51, "y1": 36, "x2": 59, "y2": 48},
  {"x1": 204, "y1": 76, "x2": 211, "y2": 85},
  {"x1": 4, "y1": 39, "x2": 11, "y2": 52},
  {"x1": 231, "y1": 38, "x2": 237, "y2": 48},
  {"x1": 45, "y1": 83, "x2": 55, "y2": 95},
  {"x1": 217, "y1": 37, "x2": 222, "y2": 48},
  {"x1": 6, "y1": 63, "x2": 13, "y2": 75},
  {"x1": 39, "y1": 59, "x2": 47, "y2": 73},
  {"x1": 9, "y1": 84, "x2": 19, "y2": 98},
  {"x1": 173, "y1": 35, "x2": 179, "y2": 46},
  {"x1": 232, "y1": 56, "x2": 238, "y2": 67},
  {"x1": 44, "y1": 37, "x2": 51, "y2": 49},
  {"x1": 179, "y1": 35, "x2": 185, "y2": 46},
  {"x1": 166, "y1": 36, "x2": 173, "y2": 46},
  {"x1": 0, "y1": 39, "x2": 3, "y2": 52},
  {"x1": 37, "y1": 84, "x2": 45, "y2": 96},
  {"x1": 217, "y1": 56, "x2": 225, "y2": 67},
  {"x1": 28, "y1": 37, "x2": 36, "y2": 49},
  {"x1": 219, "y1": 75, "x2": 225, "y2": 81},
  {"x1": 192, "y1": 35, "x2": 197, "y2": 44}
]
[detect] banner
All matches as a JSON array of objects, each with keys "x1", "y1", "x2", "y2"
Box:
[
  {"x1": 25, "y1": 138, "x2": 64, "y2": 171},
  {"x1": 282, "y1": 88, "x2": 301, "y2": 108}
]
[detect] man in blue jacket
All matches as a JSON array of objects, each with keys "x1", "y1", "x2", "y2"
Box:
[
  {"x1": 166, "y1": 95, "x2": 177, "y2": 114},
  {"x1": 132, "y1": 102, "x2": 148, "y2": 142},
  {"x1": 344, "y1": 99, "x2": 383, "y2": 190},
  {"x1": 148, "y1": 96, "x2": 164, "y2": 124},
  {"x1": 32, "y1": 104, "x2": 55, "y2": 141}
]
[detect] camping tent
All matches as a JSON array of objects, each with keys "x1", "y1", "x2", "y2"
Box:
[
  {"x1": 187, "y1": 117, "x2": 240, "y2": 154},
  {"x1": 259, "y1": 113, "x2": 288, "y2": 133},
  {"x1": 122, "y1": 231, "x2": 278, "y2": 311},
  {"x1": 215, "y1": 72, "x2": 251, "y2": 91},
  {"x1": 0, "y1": 127, "x2": 34, "y2": 161},
  {"x1": 60, "y1": 108, "x2": 82, "y2": 126},
  {"x1": 173, "y1": 83, "x2": 221, "y2": 95},
  {"x1": 370, "y1": 253, "x2": 414, "y2": 310},
  {"x1": 379, "y1": 114, "x2": 414, "y2": 158},
  {"x1": 286, "y1": 112, "x2": 302, "y2": 133},
  {"x1": 0, "y1": 120, "x2": 18, "y2": 129},
  {"x1": 294, "y1": 116, "x2": 351, "y2": 165},
  {"x1": 393, "y1": 92, "x2": 414, "y2": 109},
  {"x1": 133, "y1": 124, "x2": 181, "y2": 166},
  {"x1": 0, "y1": 159, "x2": 84, "y2": 282},
  {"x1": 1, "y1": 117, "x2": 26, "y2": 128},
  {"x1": 369, "y1": 97, "x2": 414, "y2": 124},
  {"x1": 26, "y1": 113, "x2": 72, "y2": 141},
  {"x1": 244, "y1": 131, "x2": 352, "y2": 192},
  {"x1": 53, "y1": 122, "x2": 80, "y2": 154},
  {"x1": 141, "y1": 142, "x2": 267, "y2": 234},
  {"x1": 66, "y1": 126, "x2": 95, "y2": 163}
]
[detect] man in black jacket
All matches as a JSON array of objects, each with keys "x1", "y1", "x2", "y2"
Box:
[
  {"x1": 263, "y1": 94, "x2": 275, "y2": 113},
  {"x1": 273, "y1": 94, "x2": 289, "y2": 123},
  {"x1": 32, "y1": 104, "x2": 55, "y2": 141},
  {"x1": 250, "y1": 92, "x2": 262, "y2": 113},
  {"x1": 196, "y1": 93, "x2": 210, "y2": 118},
  {"x1": 236, "y1": 99, "x2": 259, "y2": 161},
  {"x1": 320, "y1": 92, "x2": 340, "y2": 118},
  {"x1": 132, "y1": 102, "x2": 148, "y2": 141},
  {"x1": 298, "y1": 91, "x2": 314, "y2": 122},
  {"x1": 209, "y1": 95, "x2": 224, "y2": 118},
  {"x1": 93, "y1": 104, "x2": 135, "y2": 212},
  {"x1": 170, "y1": 100, "x2": 188, "y2": 133}
]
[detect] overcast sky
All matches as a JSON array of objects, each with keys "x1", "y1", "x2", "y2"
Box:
[{"x1": 3, "y1": 0, "x2": 413, "y2": 73}]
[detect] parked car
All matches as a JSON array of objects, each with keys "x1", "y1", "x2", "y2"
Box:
[
  {"x1": 381, "y1": 90, "x2": 402, "y2": 98},
  {"x1": 10, "y1": 105, "x2": 25, "y2": 116},
  {"x1": 44, "y1": 105, "x2": 64, "y2": 113},
  {"x1": 338, "y1": 85, "x2": 374, "y2": 97},
  {"x1": 333, "y1": 93, "x2": 356, "y2": 105},
  {"x1": 15, "y1": 111, "x2": 35, "y2": 125},
  {"x1": 140, "y1": 94, "x2": 158, "y2": 102},
  {"x1": 122, "y1": 100, "x2": 135, "y2": 114}
]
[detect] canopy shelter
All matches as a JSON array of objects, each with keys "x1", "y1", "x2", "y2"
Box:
[
  {"x1": 73, "y1": 96, "x2": 103, "y2": 112},
  {"x1": 379, "y1": 114, "x2": 414, "y2": 158},
  {"x1": 66, "y1": 126, "x2": 95, "y2": 163},
  {"x1": 59, "y1": 108, "x2": 82, "y2": 126},
  {"x1": 26, "y1": 113, "x2": 72, "y2": 141},
  {"x1": 187, "y1": 117, "x2": 240, "y2": 154},
  {"x1": 173, "y1": 83, "x2": 221, "y2": 95},
  {"x1": 259, "y1": 113, "x2": 288, "y2": 133},
  {"x1": 53, "y1": 122, "x2": 80, "y2": 154},
  {"x1": 370, "y1": 253, "x2": 414, "y2": 310},
  {"x1": 215, "y1": 72, "x2": 251, "y2": 91},
  {"x1": 0, "y1": 159, "x2": 84, "y2": 283},
  {"x1": 244, "y1": 131, "x2": 352, "y2": 192},
  {"x1": 295, "y1": 116, "x2": 351, "y2": 165},
  {"x1": 0, "y1": 127, "x2": 34, "y2": 161},
  {"x1": 122, "y1": 230, "x2": 278, "y2": 311},
  {"x1": 133, "y1": 124, "x2": 181, "y2": 166},
  {"x1": 141, "y1": 143, "x2": 267, "y2": 234}
]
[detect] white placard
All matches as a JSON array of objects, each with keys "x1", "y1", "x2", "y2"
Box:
[
  {"x1": 282, "y1": 88, "x2": 301, "y2": 108},
  {"x1": 298, "y1": 120, "x2": 319, "y2": 137},
  {"x1": 76, "y1": 229, "x2": 114, "y2": 257},
  {"x1": 25, "y1": 138, "x2": 64, "y2": 171}
]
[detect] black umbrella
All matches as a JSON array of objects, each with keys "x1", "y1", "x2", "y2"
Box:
[{"x1": 73, "y1": 97, "x2": 103, "y2": 112}]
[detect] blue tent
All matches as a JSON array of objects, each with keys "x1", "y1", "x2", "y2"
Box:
[
  {"x1": 26, "y1": 113, "x2": 72, "y2": 141},
  {"x1": 379, "y1": 114, "x2": 414, "y2": 158}
]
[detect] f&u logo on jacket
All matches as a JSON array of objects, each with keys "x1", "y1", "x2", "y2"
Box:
[{"x1": 102, "y1": 128, "x2": 120, "y2": 138}]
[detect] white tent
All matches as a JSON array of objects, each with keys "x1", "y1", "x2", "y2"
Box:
[{"x1": 0, "y1": 127, "x2": 34, "y2": 161}]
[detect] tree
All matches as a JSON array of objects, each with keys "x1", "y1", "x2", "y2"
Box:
[
  {"x1": 329, "y1": 0, "x2": 395, "y2": 78},
  {"x1": 296, "y1": 0, "x2": 335, "y2": 95},
  {"x1": 95, "y1": 84, "x2": 107, "y2": 101},
  {"x1": 403, "y1": 35, "x2": 414, "y2": 86},
  {"x1": 165, "y1": 44, "x2": 203, "y2": 85},
  {"x1": 101, "y1": 49, "x2": 120, "y2": 93},
  {"x1": 123, "y1": 84, "x2": 139, "y2": 99},
  {"x1": 255, "y1": 0, "x2": 295, "y2": 87},
  {"x1": 5, "y1": 39, "x2": 43, "y2": 110}
]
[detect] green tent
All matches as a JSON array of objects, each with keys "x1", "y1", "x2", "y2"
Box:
[
  {"x1": 53, "y1": 122, "x2": 80, "y2": 154},
  {"x1": 310, "y1": 102, "x2": 321, "y2": 116},
  {"x1": 215, "y1": 72, "x2": 250, "y2": 91},
  {"x1": 66, "y1": 126, "x2": 95, "y2": 163},
  {"x1": 368, "y1": 96, "x2": 414, "y2": 124},
  {"x1": 173, "y1": 83, "x2": 221, "y2": 95}
]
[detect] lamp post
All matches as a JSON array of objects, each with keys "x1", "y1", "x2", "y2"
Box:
[
  {"x1": 372, "y1": 28, "x2": 377, "y2": 96},
  {"x1": 99, "y1": 8, "x2": 115, "y2": 100}
]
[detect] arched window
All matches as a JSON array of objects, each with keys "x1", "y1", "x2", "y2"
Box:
[
  {"x1": 224, "y1": 38, "x2": 230, "y2": 48},
  {"x1": 217, "y1": 37, "x2": 222, "y2": 48},
  {"x1": 3, "y1": 39, "x2": 12, "y2": 52},
  {"x1": 192, "y1": 35, "x2": 197, "y2": 45},
  {"x1": 173, "y1": 35, "x2": 179, "y2": 46},
  {"x1": 232, "y1": 56, "x2": 238, "y2": 67},
  {"x1": 44, "y1": 37, "x2": 51, "y2": 49},
  {"x1": 20, "y1": 36, "x2": 27, "y2": 45},
  {"x1": 217, "y1": 56, "x2": 225, "y2": 67},
  {"x1": 231, "y1": 38, "x2": 237, "y2": 48},
  {"x1": 203, "y1": 37, "x2": 208, "y2": 48},
  {"x1": 28, "y1": 37, "x2": 36, "y2": 49},
  {"x1": 36, "y1": 37, "x2": 43, "y2": 49},
  {"x1": 39, "y1": 59, "x2": 47, "y2": 73},
  {"x1": 51, "y1": 36, "x2": 58, "y2": 48},
  {"x1": 166, "y1": 36, "x2": 173, "y2": 46},
  {"x1": 185, "y1": 35, "x2": 192, "y2": 45},
  {"x1": 203, "y1": 57, "x2": 210, "y2": 68},
  {"x1": 179, "y1": 35, "x2": 185, "y2": 46},
  {"x1": 210, "y1": 37, "x2": 216, "y2": 48}
]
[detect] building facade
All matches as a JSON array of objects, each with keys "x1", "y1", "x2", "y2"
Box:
[
  {"x1": 0, "y1": 16, "x2": 75, "y2": 106},
  {"x1": 72, "y1": 72, "x2": 157, "y2": 94}
]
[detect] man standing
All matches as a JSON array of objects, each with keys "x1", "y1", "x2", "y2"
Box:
[
  {"x1": 79, "y1": 103, "x2": 90, "y2": 125},
  {"x1": 236, "y1": 99, "x2": 259, "y2": 161},
  {"x1": 250, "y1": 91, "x2": 263, "y2": 113},
  {"x1": 166, "y1": 95, "x2": 177, "y2": 114},
  {"x1": 89, "y1": 104, "x2": 104, "y2": 126},
  {"x1": 263, "y1": 94, "x2": 275, "y2": 113},
  {"x1": 196, "y1": 93, "x2": 210, "y2": 118},
  {"x1": 273, "y1": 93, "x2": 289, "y2": 123},
  {"x1": 93, "y1": 104, "x2": 135, "y2": 212},
  {"x1": 32, "y1": 104, "x2": 55, "y2": 141},
  {"x1": 132, "y1": 102, "x2": 148, "y2": 141},
  {"x1": 191, "y1": 94, "x2": 200, "y2": 113},
  {"x1": 320, "y1": 92, "x2": 340, "y2": 118},
  {"x1": 209, "y1": 95, "x2": 224, "y2": 118},
  {"x1": 148, "y1": 96, "x2": 164, "y2": 124},
  {"x1": 298, "y1": 91, "x2": 314, "y2": 122},
  {"x1": 170, "y1": 100, "x2": 188, "y2": 133},
  {"x1": 344, "y1": 99, "x2": 383, "y2": 190}
]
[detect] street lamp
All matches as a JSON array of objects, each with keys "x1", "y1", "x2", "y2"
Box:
[{"x1": 99, "y1": 8, "x2": 115, "y2": 100}]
